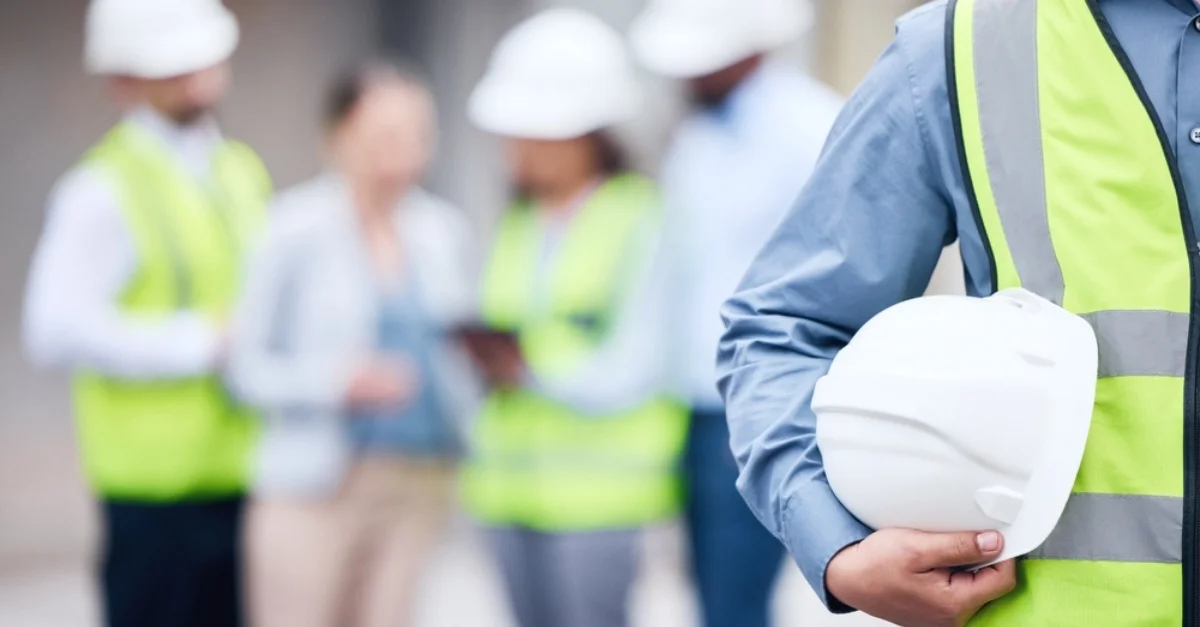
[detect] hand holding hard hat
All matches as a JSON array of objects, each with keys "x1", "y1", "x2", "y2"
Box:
[
  {"x1": 813, "y1": 289, "x2": 1097, "y2": 623},
  {"x1": 827, "y1": 529, "x2": 1017, "y2": 626}
]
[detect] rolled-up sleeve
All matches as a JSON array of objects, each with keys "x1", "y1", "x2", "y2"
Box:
[{"x1": 715, "y1": 26, "x2": 956, "y2": 610}]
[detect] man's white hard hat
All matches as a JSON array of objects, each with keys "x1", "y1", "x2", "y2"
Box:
[
  {"x1": 630, "y1": 0, "x2": 813, "y2": 79},
  {"x1": 814, "y1": 288, "x2": 1098, "y2": 563},
  {"x1": 85, "y1": 0, "x2": 239, "y2": 79},
  {"x1": 469, "y1": 8, "x2": 640, "y2": 140}
]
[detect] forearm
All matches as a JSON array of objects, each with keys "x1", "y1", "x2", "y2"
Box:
[
  {"x1": 719, "y1": 309, "x2": 872, "y2": 608},
  {"x1": 529, "y1": 312, "x2": 668, "y2": 415},
  {"x1": 23, "y1": 165, "x2": 223, "y2": 379},
  {"x1": 225, "y1": 347, "x2": 353, "y2": 411},
  {"x1": 532, "y1": 220, "x2": 673, "y2": 415},
  {"x1": 25, "y1": 307, "x2": 221, "y2": 378},
  {"x1": 225, "y1": 240, "x2": 352, "y2": 410}
]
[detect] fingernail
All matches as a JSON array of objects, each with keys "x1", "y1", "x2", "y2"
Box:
[{"x1": 977, "y1": 531, "x2": 1000, "y2": 552}]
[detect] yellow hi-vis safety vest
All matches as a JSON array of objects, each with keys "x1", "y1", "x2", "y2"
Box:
[
  {"x1": 73, "y1": 121, "x2": 270, "y2": 501},
  {"x1": 951, "y1": 0, "x2": 1190, "y2": 624},
  {"x1": 462, "y1": 173, "x2": 688, "y2": 531}
]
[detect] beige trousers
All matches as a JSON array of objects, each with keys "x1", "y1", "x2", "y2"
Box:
[{"x1": 247, "y1": 457, "x2": 455, "y2": 627}]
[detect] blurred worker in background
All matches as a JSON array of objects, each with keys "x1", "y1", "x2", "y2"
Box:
[
  {"x1": 21, "y1": 1, "x2": 270, "y2": 626},
  {"x1": 718, "y1": 0, "x2": 1200, "y2": 625},
  {"x1": 628, "y1": 0, "x2": 843, "y2": 625},
  {"x1": 463, "y1": 8, "x2": 687, "y2": 627},
  {"x1": 228, "y1": 59, "x2": 476, "y2": 627}
]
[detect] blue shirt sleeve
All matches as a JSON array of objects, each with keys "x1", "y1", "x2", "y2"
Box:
[{"x1": 715, "y1": 9, "x2": 957, "y2": 611}]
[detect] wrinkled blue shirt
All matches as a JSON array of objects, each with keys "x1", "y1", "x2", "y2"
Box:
[{"x1": 717, "y1": 0, "x2": 1200, "y2": 610}]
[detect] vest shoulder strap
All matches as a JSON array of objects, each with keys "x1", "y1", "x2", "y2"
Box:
[
  {"x1": 482, "y1": 173, "x2": 661, "y2": 331},
  {"x1": 214, "y1": 139, "x2": 273, "y2": 206},
  {"x1": 82, "y1": 122, "x2": 270, "y2": 310}
]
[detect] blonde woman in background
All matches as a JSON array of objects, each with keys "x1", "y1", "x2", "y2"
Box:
[
  {"x1": 462, "y1": 9, "x2": 687, "y2": 627},
  {"x1": 227, "y1": 60, "x2": 476, "y2": 627}
]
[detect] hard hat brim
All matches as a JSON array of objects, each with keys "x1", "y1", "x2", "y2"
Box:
[
  {"x1": 467, "y1": 74, "x2": 637, "y2": 140},
  {"x1": 629, "y1": 11, "x2": 758, "y2": 79},
  {"x1": 985, "y1": 290, "x2": 1097, "y2": 563},
  {"x1": 629, "y1": 1, "x2": 811, "y2": 79},
  {"x1": 86, "y1": 11, "x2": 239, "y2": 79}
]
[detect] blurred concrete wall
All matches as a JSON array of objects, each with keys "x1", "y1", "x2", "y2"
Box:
[{"x1": 813, "y1": 0, "x2": 928, "y2": 94}]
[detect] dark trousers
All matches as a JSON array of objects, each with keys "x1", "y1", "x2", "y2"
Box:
[
  {"x1": 684, "y1": 408, "x2": 785, "y2": 627},
  {"x1": 101, "y1": 497, "x2": 244, "y2": 627}
]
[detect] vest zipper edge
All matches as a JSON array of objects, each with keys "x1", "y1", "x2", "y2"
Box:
[
  {"x1": 1086, "y1": 3, "x2": 1200, "y2": 625},
  {"x1": 945, "y1": 0, "x2": 1000, "y2": 295}
]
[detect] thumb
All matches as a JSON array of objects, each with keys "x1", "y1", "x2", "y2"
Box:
[
  {"x1": 950, "y1": 559, "x2": 1018, "y2": 618},
  {"x1": 915, "y1": 531, "x2": 1004, "y2": 570}
]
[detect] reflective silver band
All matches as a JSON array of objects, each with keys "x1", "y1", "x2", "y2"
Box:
[
  {"x1": 970, "y1": 1, "x2": 1187, "y2": 379},
  {"x1": 964, "y1": 0, "x2": 1185, "y2": 569},
  {"x1": 112, "y1": 136, "x2": 192, "y2": 309},
  {"x1": 1081, "y1": 310, "x2": 1189, "y2": 378},
  {"x1": 971, "y1": 0, "x2": 1064, "y2": 304},
  {"x1": 1029, "y1": 493, "x2": 1182, "y2": 563}
]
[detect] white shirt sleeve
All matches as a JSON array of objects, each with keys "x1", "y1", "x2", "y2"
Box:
[
  {"x1": 529, "y1": 214, "x2": 676, "y2": 416},
  {"x1": 23, "y1": 166, "x2": 221, "y2": 379}
]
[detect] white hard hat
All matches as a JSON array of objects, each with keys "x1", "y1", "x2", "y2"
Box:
[
  {"x1": 630, "y1": 0, "x2": 813, "y2": 78},
  {"x1": 814, "y1": 288, "x2": 1097, "y2": 563},
  {"x1": 85, "y1": 0, "x2": 240, "y2": 79},
  {"x1": 469, "y1": 8, "x2": 640, "y2": 140}
]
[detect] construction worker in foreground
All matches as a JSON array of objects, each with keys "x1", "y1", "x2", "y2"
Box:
[
  {"x1": 627, "y1": 0, "x2": 842, "y2": 625},
  {"x1": 717, "y1": 0, "x2": 1198, "y2": 625},
  {"x1": 22, "y1": 0, "x2": 269, "y2": 626}
]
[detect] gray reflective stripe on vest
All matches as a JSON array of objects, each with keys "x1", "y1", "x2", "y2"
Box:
[
  {"x1": 969, "y1": 0, "x2": 1187, "y2": 379},
  {"x1": 142, "y1": 182, "x2": 193, "y2": 310},
  {"x1": 967, "y1": 0, "x2": 1185, "y2": 567},
  {"x1": 1081, "y1": 310, "x2": 1188, "y2": 378},
  {"x1": 970, "y1": 0, "x2": 1065, "y2": 304},
  {"x1": 111, "y1": 132, "x2": 193, "y2": 309},
  {"x1": 1029, "y1": 493, "x2": 1182, "y2": 563}
]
